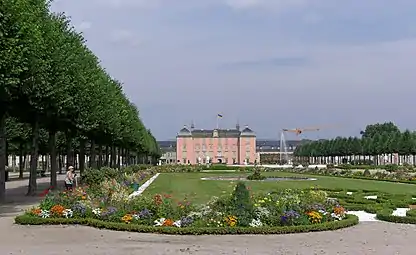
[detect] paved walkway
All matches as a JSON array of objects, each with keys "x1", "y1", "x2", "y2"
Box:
[{"x1": 1, "y1": 178, "x2": 416, "y2": 254}]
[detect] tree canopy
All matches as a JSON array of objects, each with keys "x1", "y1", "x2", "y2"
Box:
[
  {"x1": 294, "y1": 122, "x2": 416, "y2": 165},
  {"x1": 0, "y1": 0, "x2": 160, "y2": 201}
]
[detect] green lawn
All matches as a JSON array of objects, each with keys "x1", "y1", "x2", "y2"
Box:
[{"x1": 143, "y1": 172, "x2": 416, "y2": 204}]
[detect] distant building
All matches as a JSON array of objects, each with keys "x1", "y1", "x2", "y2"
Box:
[
  {"x1": 176, "y1": 124, "x2": 257, "y2": 165},
  {"x1": 157, "y1": 136, "x2": 307, "y2": 165}
]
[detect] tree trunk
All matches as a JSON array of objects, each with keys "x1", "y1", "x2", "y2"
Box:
[
  {"x1": 104, "y1": 146, "x2": 109, "y2": 167},
  {"x1": 0, "y1": 112, "x2": 6, "y2": 203},
  {"x1": 79, "y1": 139, "x2": 86, "y2": 175},
  {"x1": 18, "y1": 143, "x2": 24, "y2": 179},
  {"x1": 49, "y1": 130, "x2": 57, "y2": 189},
  {"x1": 27, "y1": 119, "x2": 40, "y2": 196},
  {"x1": 116, "y1": 148, "x2": 120, "y2": 169},
  {"x1": 66, "y1": 133, "x2": 73, "y2": 168},
  {"x1": 58, "y1": 153, "x2": 63, "y2": 174},
  {"x1": 98, "y1": 144, "x2": 102, "y2": 168},
  {"x1": 90, "y1": 140, "x2": 96, "y2": 168},
  {"x1": 111, "y1": 146, "x2": 116, "y2": 168}
]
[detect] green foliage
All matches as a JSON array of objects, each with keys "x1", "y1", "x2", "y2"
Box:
[
  {"x1": 0, "y1": 0, "x2": 160, "y2": 199},
  {"x1": 247, "y1": 168, "x2": 266, "y2": 180},
  {"x1": 14, "y1": 214, "x2": 358, "y2": 235},
  {"x1": 376, "y1": 211, "x2": 416, "y2": 224},
  {"x1": 406, "y1": 209, "x2": 416, "y2": 217},
  {"x1": 293, "y1": 122, "x2": 416, "y2": 166},
  {"x1": 81, "y1": 166, "x2": 155, "y2": 187},
  {"x1": 229, "y1": 182, "x2": 254, "y2": 226}
]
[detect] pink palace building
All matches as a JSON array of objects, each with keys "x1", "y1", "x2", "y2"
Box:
[{"x1": 176, "y1": 123, "x2": 257, "y2": 165}]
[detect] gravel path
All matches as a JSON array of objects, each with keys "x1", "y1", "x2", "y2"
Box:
[{"x1": 1, "y1": 178, "x2": 416, "y2": 254}]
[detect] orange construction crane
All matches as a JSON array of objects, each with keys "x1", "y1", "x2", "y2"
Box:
[{"x1": 282, "y1": 125, "x2": 340, "y2": 136}]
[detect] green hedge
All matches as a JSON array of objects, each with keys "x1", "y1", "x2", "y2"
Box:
[
  {"x1": 376, "y1": 210, "x2": 416, "y2": 224},
  {"x1": 283, "y1": 170, "x2": 416, "y2": 185},
  {"x1": 14, "y1": 214, "x2": 358, "y2": 235}
]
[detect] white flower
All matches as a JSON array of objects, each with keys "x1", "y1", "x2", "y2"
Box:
[
  {"x1": 40, "y1": 210, "x2": 50, "y2": 218},
  {"x1": 255, "y1": 207, "x2": 270, "y2": 218},
  {"x1": 63, "y1": 209, "x2": 73, "y2": 218},
  {"x1": 132, "y1": 214, "x2": 140, "y2": 220},
  {"x1": 249, "y1": 219, "x2": 263, "y2": 227},
  {"x1": 188, "y1": 211, "x2": 202, "y2": 218},
  {"x1": 92, "y1": 208, "x2": 101, "y2": 217},
  {"x1": 154, "y1": 218, "x2": 166, "y2": 226},
  {"x1": 319, "y1": 209, "x2": 328, "y2": 215},
  {"x1": 331, "y1": 212, "x2": 343, "y2": 220},
  {"x1": 173, "y1": 220, "x2": 181, "y2": 227}
]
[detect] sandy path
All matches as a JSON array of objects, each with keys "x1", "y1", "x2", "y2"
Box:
[{"x1": 1, "y1": 178, "x2": 416, "y2": 255}]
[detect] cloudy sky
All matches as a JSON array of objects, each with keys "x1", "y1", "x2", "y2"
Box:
[{"x1": 51, "y1": 0, "x2": 416, "y2": 140}]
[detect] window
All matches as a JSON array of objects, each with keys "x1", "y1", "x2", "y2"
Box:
[
  {"x1": 183, "y1": 158, "x2": 186, "y2": 164},
  {"x1": 202, "y1": 144, "x2": 206, "y2": 151},
  {"x1": 195, "y1": 144, "x2": 200, "y2": 150}
]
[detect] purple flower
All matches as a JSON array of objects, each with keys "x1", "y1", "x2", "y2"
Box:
[
  {"x1": 180, "y1": 216, "x2": 193, "y2": 227},
  {"x1": 305, "y1": 203, "x2": 325, "y2": 212},
  {"x1": 102, "y1": 207, "x2": 117, "y2": 218},
  {"x1": 138, "y1": 208, "x2": 152, "y2": 218},
  {"x1": 280, "y1": 210, "x2": 300, "y2": 225},
  {"x1": 72, "y1": 202, "x2": 87, "y2": 216}
]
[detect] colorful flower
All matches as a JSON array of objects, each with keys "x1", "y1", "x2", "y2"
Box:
[
  {"x1": 121, "y1": 214, "x2": 133, "y2": 223},
  {"x1": 63, "y1": 209, "x2": 73, "y2": 218},
  {"x1": 162, "y1": 219, "x2": 174, "y2": 226},
  {"x1": 225, "y1": 215, "x2": 237, "y2": 227},
  {"x1": 306, "y1": 211, "x2": 322, "y2": 224},
  {"x1": 154, "y1": 218, "x2": 166, "y2": 226},
  {"x1": 50, "y1": 205, "x2": 65, "y2": 216}
]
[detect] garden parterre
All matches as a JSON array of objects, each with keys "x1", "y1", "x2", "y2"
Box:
[{"x1": 16, "y1": 168, "x2": 358, "y2": 234}]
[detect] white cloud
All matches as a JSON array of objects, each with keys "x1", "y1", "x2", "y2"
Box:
[
  {"x1": 93, "y1": 0, "x2": 162, "y2": 8},
  {"x1": 224, "y1": 0, "x2": 309, "y2": 10},
  {"x1": 110, "y1": 30, "x2": 142, "y2": 47},
  {"x1": 76, "y1": 21, "x2": 92, "y2": 31}
]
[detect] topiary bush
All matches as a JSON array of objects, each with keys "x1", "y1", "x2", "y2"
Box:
[{"x1": 247, "y1": 168, "x2": 266, "y2": 180}]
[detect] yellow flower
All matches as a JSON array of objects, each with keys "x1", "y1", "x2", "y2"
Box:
[
  {"x1": 121, "y1": 214, "x2": 133, "y2": 224},
  {"x1": 306, "y1": 211, "x2": 322, "y2": 224},
  {"x1": 224, "y1": 215, "x2": 238, "y2": 227}
]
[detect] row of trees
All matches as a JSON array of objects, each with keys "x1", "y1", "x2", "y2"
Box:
[
  {"x1": 0, "y1": 0, "x2": 160, "y2": 202},
  {"x1": 293, "y1": 122, "x2": 415, "y2": 164}
]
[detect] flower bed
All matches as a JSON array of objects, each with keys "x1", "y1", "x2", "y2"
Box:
[{"x1": 16, "y1": 174, "x2": 358, "y2": 234}]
